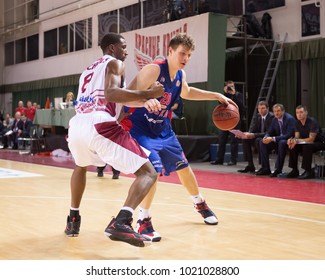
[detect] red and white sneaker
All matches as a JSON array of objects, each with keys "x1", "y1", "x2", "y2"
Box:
[
  {"x1": 195, "y1": 201, "x2": 219, "y2": 225},
  {"x1": 136, "y1": 217, "x2": 161, "y2": 242}
]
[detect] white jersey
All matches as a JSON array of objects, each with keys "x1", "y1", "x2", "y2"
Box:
[
  {"x1": 68, "y1": 54, "x2": 149, "y2": 173},
  {"x1": 75, "y1": 54, "x2": 124, "y2": 118}
]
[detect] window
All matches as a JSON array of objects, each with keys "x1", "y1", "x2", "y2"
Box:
[
  {"x1": 301, "y1": 3, "x2": 320, "y2": 37},
  {"x1": 4, "y1": 34, "x2": 39, "y2": 65},
  {"x1": 143, "y1": 0, "x2": 166, "y2": 27},
  {"x1": 244, "y1": 0, "x2": 285, "y2": 13},
  {"x1": 5, "y1": 42, "x2": 14, "y2": 66},
  {"x1": 75, "y1": 20, "x2": 92, "y2": 51},
  {"x1": 72, "y1": 18, "x2": 92, "y2": 51},
  {"x1": 44, "y1": 18, "x2": 92, "y2": 58},
  {"x1": 98, "y1": 0, "x2": 166, "y2": 44},
  {"x1": 27, "y1": 34, "x2": 39, "y2": 61},
  {"x1": 15, "y1": 38, "x2": 26, "y2": 64},
  {"x1": 3, "y1": 0, "x2": 39, "y2": 30},
  {"x1": 44, "y1": 29, "x2": 58, "y2": 58},
  {"x1": 120, "y1": 3, "x2": 140, "y2": 32},
  {"x1": 98, "y1": 10, "x2": 118, "y2": 44},
  {"x1": 59, "y1": 26, "x2": 68, "y2": 54}
]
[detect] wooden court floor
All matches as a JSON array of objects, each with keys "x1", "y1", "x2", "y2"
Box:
[{"x1": 0, "y1": 159, "x2": 324, "y2": 260}]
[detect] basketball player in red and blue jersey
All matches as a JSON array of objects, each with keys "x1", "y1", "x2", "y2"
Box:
[
  {"x1": 65, "y1": 33, "x2": 165, "y2": 247},
  {"x1": 125, "y1": 33, "x2": 237, "y2": 241}
]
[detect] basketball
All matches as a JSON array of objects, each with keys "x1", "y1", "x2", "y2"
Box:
[{"x1": 212, "y1": 103, "x2": 240, "y2": 130}]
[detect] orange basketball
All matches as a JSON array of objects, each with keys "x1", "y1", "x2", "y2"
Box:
[{"x1": 212, "y1": 103, "x2": 240, "y2": 130}]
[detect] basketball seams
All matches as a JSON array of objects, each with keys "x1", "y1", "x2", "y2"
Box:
[{"x1": 212, "y1": 104, "x2": 240, "y2": 130}]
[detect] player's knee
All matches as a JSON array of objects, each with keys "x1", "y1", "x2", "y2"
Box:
[
  {"x1": 146, "y1": 167, "x2": 158, "y2": 183},
  {"x1": 135, "y1": 162, "x2": 158, "y2": 182}
]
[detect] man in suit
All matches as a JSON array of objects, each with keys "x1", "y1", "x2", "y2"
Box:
[
  {"x1": 285, "y1": 105, "x2": 325, "y2": 179},
  {"x1": 255, "y1": 103, "x2": 295, "y2": 177},
  {"x1": 237, "y1": 101, "x2": 274, "y2": 173},
  {"x1": 17, "y1": 114, "x2": 33, "y2": 139},
  {"x1": 17, "y1": 114, "x2": 33, "y2": 149}
]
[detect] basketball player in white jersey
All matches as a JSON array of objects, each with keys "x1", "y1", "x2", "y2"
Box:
[{"x1": 65, "y1": 33, "x2": 164, "y2": 247}]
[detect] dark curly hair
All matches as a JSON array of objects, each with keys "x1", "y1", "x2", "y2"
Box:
[{"x1": 100, "y1": 33, "x2": 125, "y2": 52}]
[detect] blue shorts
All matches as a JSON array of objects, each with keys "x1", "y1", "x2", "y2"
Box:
[{"x1": 130, "y1": 129, "x2": 189, "y2": 175}]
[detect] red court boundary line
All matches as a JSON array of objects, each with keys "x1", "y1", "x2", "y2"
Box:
[{"x1": 0, "y1": 150, "x2": 324, "y2": 205}]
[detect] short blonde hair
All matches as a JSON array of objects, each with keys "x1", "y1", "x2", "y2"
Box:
[{"x1": 66, "y1": 92, "x2": 74, "y2": 102}]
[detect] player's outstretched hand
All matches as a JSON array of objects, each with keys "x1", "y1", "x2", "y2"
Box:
[
  {"x1": 144, "y1": 98, "x2": 163, "y2": 113},
  {"x1": 148, "y1": 82, "x2": 165, "y2": 98},
  {"x1": 218, "y1": 95, "x2": 238, "y2": 110}
]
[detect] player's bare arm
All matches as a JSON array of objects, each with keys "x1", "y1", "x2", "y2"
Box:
[
  {"x1": 179, "y1": 70, "x2": 237, "y2": 108},
  {"x1": 105, "y1": 60, "x2": 163, "y2": 103},
  {"x1": 127, "y1": 64, "x2": 161, "y2": 91}
]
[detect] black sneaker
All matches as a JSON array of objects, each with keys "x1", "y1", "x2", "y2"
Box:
[
  {"x1": 112, "y1": 168, "x2": 120, "y2": 179},
  {"x1": 104, "y1": 217, "x2": 151, "y2": 247},
  {"x1": 97, "y1": 166, "x2": 105, "y2": 177},
  {"x1": 194, "y1": 201, "x2": 219, "y2": 225},
  {"x1": 65, "y1": 215, "x2": 81, "y2": 237}
]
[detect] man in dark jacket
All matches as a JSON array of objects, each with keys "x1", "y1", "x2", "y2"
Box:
[
  {"x1": 211, "y1": 80, "x2": 245, "y2": 166},
  {"x1": 17, "y1": 114, "x2": 33, "y2": 148},
  {"x1": 237, "y1": 101, "x2": 274, "y2": 173},
  {"x1": 17, "y1": 114, "x2": 33, "y2": 138},
  {"x1": 256, "y1": 103, "x2": 295, "y2": 177}
]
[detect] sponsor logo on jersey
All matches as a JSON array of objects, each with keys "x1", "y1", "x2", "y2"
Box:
[{"x1": 79, "y1": 96, "x2": 95, "y2": 103}]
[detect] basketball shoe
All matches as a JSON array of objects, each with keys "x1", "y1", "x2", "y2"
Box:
[
  {"x1": 194, "y1": 201, "x2": 218, "y2": 225},
  {"x1": 104, "y1": 217, "x2": 152, "y2": 247},
  {"x1": 65, "y1": 215, "x2": 81, "y2": 237},
  {"x1": 136, "y1": 217, "x2": 161, "y2": 242},
  {"x1": 97, "y1": 166, "x2": 105, "y2": 177}
]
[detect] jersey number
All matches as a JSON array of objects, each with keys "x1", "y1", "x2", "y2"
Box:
[
  {"x1": 160, "y1": 92, "x2": 171, "y2": 105},
  {"x1": 81, "y1": 72, "x2": 94, "y2": 94}
]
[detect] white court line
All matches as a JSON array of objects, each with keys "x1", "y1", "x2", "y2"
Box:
[
  {"x1": 0, "y1": 167, "x2": 43, "y2": 178},
  {"x1": 1, "y1": 194, "x2": 325, "y2": 225}
]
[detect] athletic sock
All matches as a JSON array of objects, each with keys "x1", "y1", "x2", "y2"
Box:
[
  {"x1": 191, "y1": 194, "x2": 204, "y2": 204},
  {"x1": 138, "y1": 207, "x2": 150, "y2": 220}
]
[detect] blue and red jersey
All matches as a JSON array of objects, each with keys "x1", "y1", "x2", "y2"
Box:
[{"x1": 124, "y1": 59, "x2": 183, "y2": 138}]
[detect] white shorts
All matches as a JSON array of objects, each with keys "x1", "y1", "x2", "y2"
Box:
[{"x1": 67, "y1": 111, "x2": 150, "y2": 174}]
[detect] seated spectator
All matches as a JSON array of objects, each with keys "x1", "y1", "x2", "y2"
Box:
[
  {"x1": 2, "y1": 112, "x2": 21, "y2": 149},
  {"x1": 17, "y1": 114, "x2": 33, "y2": 139},
  {"x1": 255, "y1": 103, "x2": 295, "y2": 177},
  {"x1": 0, "y1": 120, "x2": 4, "y2": 143},
  {"x1": 237, "y1": 101, "x2": 274, "y2": 173},
  {"x1": 65, "y1": 92, "x2": 74, "y2": 103},
  {"x1": 285, "y1": 105, "x2": 325, "y2": 179},
  {"x1": 61, "y1": 92, "x2": 77, "y2": 109},
  {"x1": 1, "y1": 113, "x2": 13, "y2": 140},
  {"x1": 3, "y1": 113, "x2": 14, "y2": 130}
]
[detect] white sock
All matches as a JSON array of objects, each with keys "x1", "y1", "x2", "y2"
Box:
[
  {"x1": 138, "y1": 207, "x2": 150, "y2": 220},
  {"x1": 191, "y1": 194, "x2": 204, "y2": 204},
  {"x1": 121, "y1": 206, "x2": 134, "y2": 215},
  {"x1": 70, "y1": 207, "x2": 79, "y2": 211}
]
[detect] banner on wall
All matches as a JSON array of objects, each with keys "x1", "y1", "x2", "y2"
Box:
[{"x1": 122, "y1": 13, "x2": 209, "y2": 84}]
